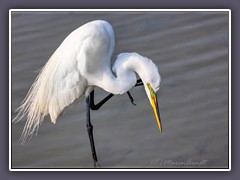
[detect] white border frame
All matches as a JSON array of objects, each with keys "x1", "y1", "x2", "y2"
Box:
[{"x1": 9, "y1": 9, "x2": 231, "y2": 171}]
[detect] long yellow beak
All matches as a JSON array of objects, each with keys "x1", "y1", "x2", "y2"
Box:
[{"x1": 147, "y1": 83, "x2": 163, "y2": 132}]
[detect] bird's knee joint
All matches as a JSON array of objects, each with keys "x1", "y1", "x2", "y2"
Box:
[{"x1": 90, "y1": 105, "x2": 100, "y2": 110}]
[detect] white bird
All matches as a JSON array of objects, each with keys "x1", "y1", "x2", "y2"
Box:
[{"x1": 14, "y1": 20, "x2": 162, "y2": 167}]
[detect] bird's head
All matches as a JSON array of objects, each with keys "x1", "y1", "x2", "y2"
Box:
[
  {"x1": 114, "y1": 52, "x2": 162, "y2": 132},
  {"x1": 140, "y1": 57, "x2": 162, "y2": 132}
]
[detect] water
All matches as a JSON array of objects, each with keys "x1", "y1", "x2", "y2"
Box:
[{"x1": 11, "y1": 11, "x2": 229, "y2": 169}]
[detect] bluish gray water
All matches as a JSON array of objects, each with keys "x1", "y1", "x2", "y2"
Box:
[{"x1": 11, "y1": 11, "x2": 229, "y2": 169}]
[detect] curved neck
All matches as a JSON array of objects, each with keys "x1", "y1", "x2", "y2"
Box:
[
  {"x1": 95, "y1": 53, "x2": 149, "y2": 95},
  {"x1": 101, "y1": 69, "x2": 137, "y2": 95}
]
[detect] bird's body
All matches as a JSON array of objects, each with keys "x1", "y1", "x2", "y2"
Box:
[
  {"x1": 25, "y1": 20, "x2": 115, "y2": 124},
  {"x1": 14, "y1": 20, "x2": 162, "y2": 166}
]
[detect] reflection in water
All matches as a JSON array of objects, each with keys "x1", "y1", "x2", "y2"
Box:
[{"x1": 11, "y1": 11, "x2": 229, "y2": 168}]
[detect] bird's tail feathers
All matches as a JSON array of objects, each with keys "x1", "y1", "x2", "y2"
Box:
[{"x1": 13, "y1": 62, "x2": 53, "y2": 144}]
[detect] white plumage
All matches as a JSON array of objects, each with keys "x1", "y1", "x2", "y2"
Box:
[{"x1": 14, "y1": 20, "x2": 162, "y2": 143}]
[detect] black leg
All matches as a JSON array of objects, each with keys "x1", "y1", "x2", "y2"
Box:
[
  {"x1": 135, "y1": 79, "x2": 143, "y2": 87},
  {"x1": 89, "y1": 90, "x2": 114, "y2": 110},
  {"x1": 127, "y1": 91, "x2": 136, "y2": 105},
  {"x1": 85, "y1": 79, "x2": 144, "y2": 167},
  {"x1": 126, "y1": 79, "x2": 143, "y2": 105},
  {"x1": 89, "y1": 79, "x2": 144, "y2": 110},
  {"x1": 86, "y1": 96, "x2": 99, "y2": 168}
]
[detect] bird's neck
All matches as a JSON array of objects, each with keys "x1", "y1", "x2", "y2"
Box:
[{"x1": 96, "y1": 53, "x2": 149, "y2": 95}]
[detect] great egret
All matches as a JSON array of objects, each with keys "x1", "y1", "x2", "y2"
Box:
[{"x1": 14, "y1": 20, "x2": 162, "y2": 167}]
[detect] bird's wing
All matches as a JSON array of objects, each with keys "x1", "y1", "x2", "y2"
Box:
[
  {"x1": 14, "y1": 41, "x2": 87, "y2": 142},
  {"x1": 46, "y1": 46, "x2": 88, "y2": 123}
]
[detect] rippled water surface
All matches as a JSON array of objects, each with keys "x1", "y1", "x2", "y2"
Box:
[{"x1": 11, "y1": 11, "x2": 229, "y2": 169}]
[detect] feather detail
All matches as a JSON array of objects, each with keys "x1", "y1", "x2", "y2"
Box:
[{"x1": 14, "y1": 46, "x2": 86, "y2": 143}]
